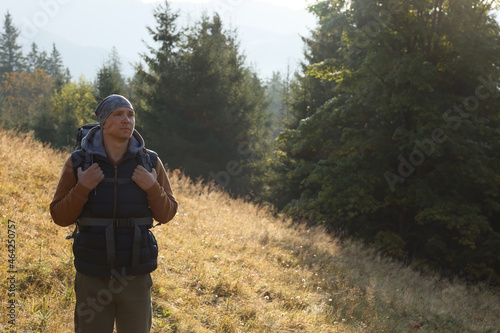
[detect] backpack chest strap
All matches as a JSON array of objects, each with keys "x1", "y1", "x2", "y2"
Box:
[
  {"x1": 101, "y1": 178, "x2": 134, "y2": 185},
  {"x1": 78, "y1": 217, "x2": 153, "y2": 267}
]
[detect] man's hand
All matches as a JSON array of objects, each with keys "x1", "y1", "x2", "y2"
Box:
[
  {"x1": 77, "y1": 163, "x2": 105, "y2": 190},
  {"x1": 132, "y1": 165, "x2": 157, "y2": 191}
]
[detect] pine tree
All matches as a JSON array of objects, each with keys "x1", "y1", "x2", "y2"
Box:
[
  {"x1": 132, "y1": 0, "x2": 181, "y2": 127},
  {"x1": 133, "y1": 2, "x2": 270, "y2": 196},
  {"x1": 26, "y1": 42, "x2": 50, "y2": 73},
  {"x1": 95, "y1": 46, "x2": 128, "y2": 100},
  {"x1": 264, "y1": 5, "x2": 343, "y2": 211},
  {"x1": 0, "y1": 11, "x2": 24, "y2": 75},
  {"x1": 266, "y1": 71, "x2": 292, "y2": 140},
  {"x1": 26, "y1": 43, "x2": 40, "y2": 73},
  {"x1": 276, "y1": 0, "x2": 500, "y2": 283},
  {"x1": 131, "y1": 0, "x2": 182, "y2": 177},
  {"x1": 177, "y1": 14, "x2": 269, "y2": 178},
  {"x1": 47, "y1": 43, "x2": 71, "y2": 89}
]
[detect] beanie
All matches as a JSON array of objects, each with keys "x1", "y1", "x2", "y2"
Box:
[{"x1": 94, "y1": 94, "x2": 134, "y2": 127}]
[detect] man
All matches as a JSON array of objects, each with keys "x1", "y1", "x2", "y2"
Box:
[{"x1": 50, "y1": 94, "x2": 178, "y2": 333}]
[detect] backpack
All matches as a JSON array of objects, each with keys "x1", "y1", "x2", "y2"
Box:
[
  {"x1": 75, "y1": 122, "x2": 99, "y2": 151},
  {"x1": 74, "y1": 123, "x2": 153, "y2": 172}
]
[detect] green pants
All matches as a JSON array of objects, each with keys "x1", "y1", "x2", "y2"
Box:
[{"x1": 74, "y1": 271, "x2": 153, "y2": 333}]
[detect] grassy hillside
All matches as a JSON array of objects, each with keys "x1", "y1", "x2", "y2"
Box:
[{"x1": 0, "y1": 128, "x2": 499, "y2": 332}]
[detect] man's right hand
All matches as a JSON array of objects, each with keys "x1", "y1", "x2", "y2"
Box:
[{"x1": 77, "y1": 163, "x2": 105, "y2": 190}]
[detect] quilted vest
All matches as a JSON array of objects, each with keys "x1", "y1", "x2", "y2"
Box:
[{"x1": 71, "y1": 149, "x2": 159, "y2": 279}]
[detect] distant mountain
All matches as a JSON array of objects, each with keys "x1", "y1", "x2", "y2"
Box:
[{"x1": 1, "y1": 0, "x2": 316, "y2": 80}]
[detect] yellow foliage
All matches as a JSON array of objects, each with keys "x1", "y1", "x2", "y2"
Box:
[{"x1": 0, "y1": 69, "x2": 54, "y2": 129}]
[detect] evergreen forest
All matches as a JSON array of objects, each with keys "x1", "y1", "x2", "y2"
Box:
[{"x1": 1, "y1": 0, "x2": 500, "y2": 285}]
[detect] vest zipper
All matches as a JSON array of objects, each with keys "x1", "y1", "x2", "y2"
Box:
[
  {"x1": 113, "y1": 165, "x2": 118, "y2": 219},
  {"x1": 110, "y1": 165, "x2": 118, "y2": 274}
]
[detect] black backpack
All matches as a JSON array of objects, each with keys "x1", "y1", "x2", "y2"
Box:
[
  {"x1": 75, "y1": 122, "x2": 99, "y2": 151},
  {"x1": 74, "y1": 123, "x2": 153, "y2": 172}
]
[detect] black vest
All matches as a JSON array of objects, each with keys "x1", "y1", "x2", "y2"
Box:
[{"x1": 71, "y1": 149, "x2": 159, "y2": 279}]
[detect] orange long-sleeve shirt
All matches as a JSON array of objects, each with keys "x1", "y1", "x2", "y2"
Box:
[{"x1": 50, "y1": 155, "x2": 178, "y2": 227}]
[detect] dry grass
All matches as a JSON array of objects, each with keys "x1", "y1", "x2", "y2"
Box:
[{"x1": 0, "y1": 128, "x2": 499, "y2": 332}]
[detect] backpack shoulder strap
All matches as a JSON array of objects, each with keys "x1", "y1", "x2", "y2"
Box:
[
  {"x1": 71, "y1": 150, "x2": 92, "y2": 177},
  {"x1": 73, "y1": 148, "x2": 156, "y2": 176},
  {"x1": 137, "y1": 148, "x2": 158, "y2": 172}
]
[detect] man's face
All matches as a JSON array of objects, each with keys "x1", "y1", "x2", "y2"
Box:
[{"x1": 102, "y1": 107, "x2": 135, "y2": 141}]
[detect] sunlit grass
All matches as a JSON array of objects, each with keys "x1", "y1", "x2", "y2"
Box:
[{"x1": 0, "y1": 128, "x2": 498, "y2": 332}]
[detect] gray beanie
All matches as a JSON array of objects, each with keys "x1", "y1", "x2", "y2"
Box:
[{"x1": 94, "y1": 94, "x2": 134, "y2": 127}]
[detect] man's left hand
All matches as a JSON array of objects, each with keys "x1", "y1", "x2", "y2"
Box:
[{"x1": 132, "y1": 165, "x2": 157, "y2": 191}]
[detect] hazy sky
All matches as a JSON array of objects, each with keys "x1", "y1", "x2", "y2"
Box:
[
  {"x1": 2, "y1": 0, "x2": 317, "y2": 80},
  {"x1": 163, "y1": 0, "x2": 312, "y2": 10}
]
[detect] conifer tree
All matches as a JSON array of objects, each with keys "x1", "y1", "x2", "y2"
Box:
[
  {"x1": 266, "y1": 71, "x2": 292, "y2": 140},
  {"x1": 264, "y1": 5, "x2": 342, "y2": 211},
  {"x1": 276, "y1": 0, "x2": 500, "y2": 282},
  {"x1": 0, "y1": 11, "x2": 24, "y2": 75},
  {"x1": 26, "y1": 43, "x2": 40, "y2": 73},
  {"x1": 95, "y1": 46, "x2": 128, "y2": 100},
  {"x1": 26, "y1": 42, "x2": 50, "y2": 73},
  {"x1": 47, "y1": 43, "x2": 71, "y2": 89},
  {"x1": 134, "y1": 1, "x2": 270, "y2": 195},
  {"x1": 176, "y1": 14, "x2": 269, "y2": 181},
  {"x1": 131, "y1": 0, "x2": 182, "y2": 176}
]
